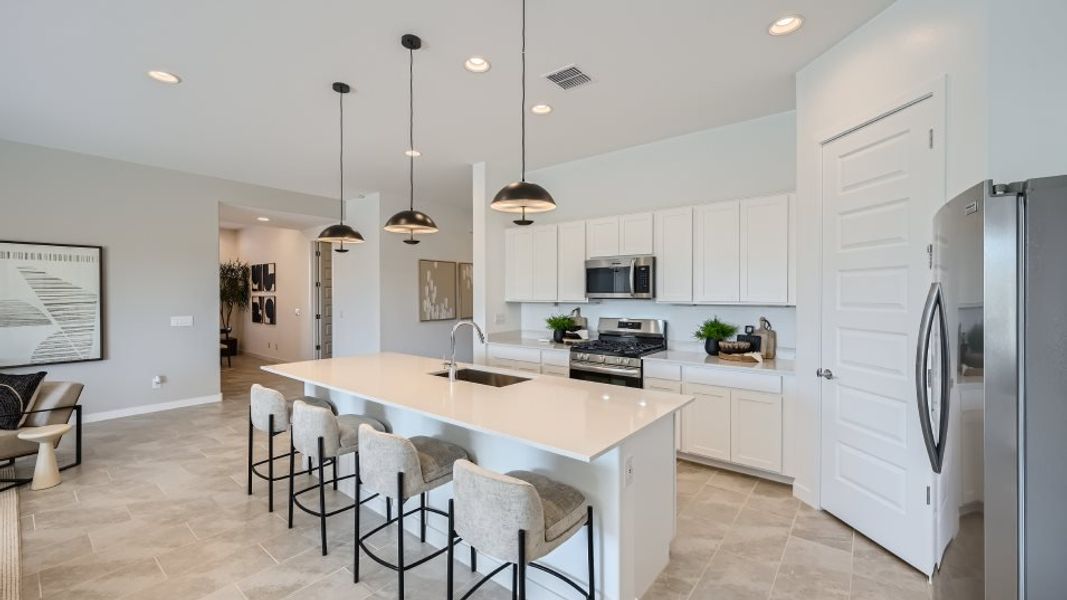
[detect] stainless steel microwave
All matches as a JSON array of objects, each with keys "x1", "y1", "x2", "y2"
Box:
[{"x1": 585, "y1": 255, "x2": 655, "y2": 299}]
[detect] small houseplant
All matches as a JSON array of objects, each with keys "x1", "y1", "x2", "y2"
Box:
[
  {"x1": 219, "y1": 260, "x2": 251, "y2": 336},
  {"x1": 694, "y1": 317, "x2": 738, "y2": 356},
  {"x1": 545, "y1": 314, "x2": 577, "y2": 343}
]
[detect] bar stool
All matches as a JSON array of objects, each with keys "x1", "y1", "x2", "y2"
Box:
[
  {"x1": 447, "y1": 459, "x2": 594, "y2": 600},
  {"x1": 354, "y1": 424, "x2": 472, "y2": 597},
  {"x1": 289, "y1": 399, "x2": 386, "y2": 555},
  {"x1": 246, "y1": 384, "x2": 337, "y2": 512}
]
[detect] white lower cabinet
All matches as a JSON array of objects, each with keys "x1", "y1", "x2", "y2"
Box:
[
  {"x1": 486, "y1": 344, "x2": 571, "y2": 378},
  {"x1": 681, "y1": 383, "x2": 732, "y2": 462},
  {"x1": 730, "y1": 390, "x2": 783, "y2": 472},
  {"x1": 488, "y1": 357, "x2": 541, "y2": 374}
]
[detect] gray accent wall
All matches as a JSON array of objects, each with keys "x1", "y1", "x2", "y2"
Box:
[{"x1": 0, "y1": 139, "x2": 339, "y2": 418}]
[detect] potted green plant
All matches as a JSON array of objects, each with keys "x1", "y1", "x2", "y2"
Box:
[
  {"x1": 694, "y1": 317, "x2": 738, "y2": 356},
  {"x1": 545, "y1": 314, "x2": 577, "y2": 344},
  {"x1": 219, "y1": 260, "x2": 251, "y2": 349}
]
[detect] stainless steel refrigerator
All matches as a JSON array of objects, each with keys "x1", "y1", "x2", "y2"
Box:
[{"x1": 923, "y1": 176, "x2": 1067, "y2": 599}]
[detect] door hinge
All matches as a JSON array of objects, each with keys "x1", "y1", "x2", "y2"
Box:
[
  {"x1": 315, "y1": 250, "x2": 321, "y2": 257},
  {"x1": 926, "y1": 244, "x2": 933, "y2": 269},
  {"x1": 315, "y1": 314, "x2": 321, "y2": 319},
  {"x1": 315, "y1": 281, "x2": 321, "y2": 287},
  {"x1": 926, "y1": 486, "x2": 931, "y2": 505},
  {"x1": 928, "y1": 128, "x2": 934, "y2": 149},
  {"x1": 315, "y1": 344, "x2": 321, "y2": 350}
]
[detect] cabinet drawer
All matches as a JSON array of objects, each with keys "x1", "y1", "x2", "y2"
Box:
[
  {"x1": 644, "y1": 377, "x2": 682, "y2": 393},
  {"x1": 488, "y1": 344, "x2": 542, "y2": 364},
  {"x1": 682, "y1": 366, "x2": 781, "y2": 394},
  {"x1": 540, "y1": 364, "x2": 570, "y2": 377},
  {"x1": 489, "y1": 357, "x2": 542, "y2": 374},
  {"x1": 540, "y1": 349, "x2": 571, "y2": 367},
  {"x1": 643, "y1": 361, "x2": 681, "y2": 381}
]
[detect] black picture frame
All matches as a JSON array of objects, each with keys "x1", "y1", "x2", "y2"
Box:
[{"x1": 0, "y1": 240, "x2": 105, "y2": 369}]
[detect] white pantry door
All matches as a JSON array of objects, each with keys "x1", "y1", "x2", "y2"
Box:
[{"x1": 819, "y1": 96, "x2": 941, "y2": 574}]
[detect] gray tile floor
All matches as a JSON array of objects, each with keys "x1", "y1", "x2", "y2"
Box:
[{"x1": 16, "y1": 356, "x2": 931, "y2": 599}]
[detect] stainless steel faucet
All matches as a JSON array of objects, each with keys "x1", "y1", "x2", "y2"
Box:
[{"x1": 446, "y1": 320, "x2": 486, "y2": 382}]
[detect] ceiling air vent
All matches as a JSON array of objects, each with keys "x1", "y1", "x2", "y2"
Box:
[{"x1": 544, "y1": 65, "x2": 591, "y2": 90}]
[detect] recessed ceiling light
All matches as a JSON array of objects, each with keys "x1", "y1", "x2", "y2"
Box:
[
  {"x1": 405, "y1": 149, "x2": 422, "y2": 157},
  {"x1": 768, "y1": 15, "x2": 804, "y2": 36},
  {"x1": 464, "y1": 57, "x2": 491, "y2": 73},
  {"x1": 257, "y1": 217, "x2": 270, "y2": 222},
  {"x1": 146, "y1": 70, "x2": 182, "y2": 84},
  {"x1": 530, "y1": 104, "x2": 553, "y2": 115}
]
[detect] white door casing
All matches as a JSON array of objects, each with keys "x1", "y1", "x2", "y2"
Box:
[{"x1": 819, "y1": 95, "x2": 943, "y2": 574}]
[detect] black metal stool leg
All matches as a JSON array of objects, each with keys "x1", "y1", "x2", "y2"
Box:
[
  {"x1": 354, "y1": 455, "x2": 361, "y2": 583},
  {"x1": 267, "y1": 414, "x2": 275, "y2": 512},
  {"x1": 318, "y1": 437, "x2": 327, "y2": 555},
  {"x1": 446, "y1": 499, "x2": 454, "y2": 600},
  {"x1": 332, "y1": 458, "x2": 338, "y2": 491},
  {"x1": 287, "y1": 439, "x2": 296, "y2": 528},
  {"x1": 420, "y1": 493, "x2": 427, "y2": 543},
  {"x1": 471, "y1": 547, "x2": 477, "y2": 572},
  {"x1": 517, "y1": 529, "x2": 526, "y2": 600},
  {"x1": 587, "y1": 506, "x2": 594, "y2": 599},
  {"x1": 307, "y1": 456, "x2": 312, "y2": 475},
  {"x1": 512, "y1": 565, "x2": 518, "y2": 600},
  {"x1": 397, "y1": 472, "x2": 406, "y2": 599},
  {"x1": 246, "y1": 408, "x2": 253, "y2": 495}
]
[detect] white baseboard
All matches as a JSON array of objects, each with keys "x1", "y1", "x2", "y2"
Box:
[{"x1": 83, "y1": 393, "x2": 222, "y2": 423}]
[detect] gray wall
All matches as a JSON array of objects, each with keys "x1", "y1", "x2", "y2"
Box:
[{"x1": 0, "y1": 140, "x2": 338, "y2": 418}]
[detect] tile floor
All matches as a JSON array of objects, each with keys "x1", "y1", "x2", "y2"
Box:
[{"x1": 15, "y1": 355, "x2": 931, "y2": 599}]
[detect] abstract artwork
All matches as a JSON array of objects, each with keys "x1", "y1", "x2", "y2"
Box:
[
  {"x1": 0, "y1": 241, "x2": 103, "y2": 368},
  {"x1": 262, "y1": 296, "x2": 276, "y2": 325},
  {"x1": 458, "y1": 262, "x2": 473, "y2": 319},
  {"x1": 250, "y1": 263, "x2": 276, "y2": 293},
  {"x1": 251, "y1": 297, "x2": 263, "y2": 323},
  {"x1": 418, "y1": 260, "x2": 456, "y2": 322}
]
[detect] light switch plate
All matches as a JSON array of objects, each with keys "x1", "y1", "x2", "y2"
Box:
[{"x1": 170, "y1": 316, "x2": 194, "y2": 327}]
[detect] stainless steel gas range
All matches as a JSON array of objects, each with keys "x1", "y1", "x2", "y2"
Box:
[{"x1": 569, "y1": 318, "x2": 667, "y2": 388}]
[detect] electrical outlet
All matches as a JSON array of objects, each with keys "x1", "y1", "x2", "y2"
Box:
[
  {"x1": 624, "y1": 456, "x2": 635, "y2": 487},
  {"x1": 152, "y1": 375, "x2": 165, "y2": 389}
]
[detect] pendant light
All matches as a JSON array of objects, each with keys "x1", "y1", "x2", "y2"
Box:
[
  {"x1": 490, "y1": 0, "x2": 556, "y2": 226},
  {"x1": 384, "y1": 34, "x2": 439, "y2": 245},
  {"x1": 318, "y1": 82, "x2": 365, "y2": 251}
]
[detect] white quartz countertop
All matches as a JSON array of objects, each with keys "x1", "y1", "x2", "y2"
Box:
[
  {"x1": 263, "y1": 352, "x2": 692, "y2": 463},
  {"x1": 486, "y1": 331, "x2": 585, "y2": 351},
  {"x1": 644, "y1": 350, "x2": 796, "y2": 376}
]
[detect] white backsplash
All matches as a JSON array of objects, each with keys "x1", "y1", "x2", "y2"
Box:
[{"x1": 520, "y1": 300, "x2": 796, "y2": 357}]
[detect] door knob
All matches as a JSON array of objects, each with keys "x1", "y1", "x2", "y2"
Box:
[{"x1": 816, "y1": 368, "x2": 835, "y2": 380}]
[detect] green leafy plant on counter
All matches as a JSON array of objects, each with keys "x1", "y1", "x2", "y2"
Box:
[
  {"x1": 693, "y1": 317, "x2": 738, "y2": 342},
  {"x1": 545, "y1": 314, "x2": 577, "y2": 332}
]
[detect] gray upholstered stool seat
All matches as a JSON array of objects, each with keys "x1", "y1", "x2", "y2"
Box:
[
  {"x1": 288, "y1": 400, "x2": 387, "y2": 557},
  {"x1": 448, "y1": 460, "x2": 594, "y2": 600},
  {"x1": 506, "y1": 471, "x2": 587, "y2": 544},
  {"x1": 354, "y1": 426, "x2": 472, "y2": 598}
]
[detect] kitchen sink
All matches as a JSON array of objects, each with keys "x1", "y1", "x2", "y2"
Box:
[{"x1": 432, "y1": 368, "x2": 530, "y2": 387}]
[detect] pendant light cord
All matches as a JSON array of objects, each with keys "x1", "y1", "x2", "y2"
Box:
[
  {"x1": 409, "y1": 46, "x2": 415, "y2": 211},
  {"x1": 338, "y1": 89, "x2": 345, "y2": 224},
  {"x1": 520, "y1": 0, "x2": 527, "y2": 182}
]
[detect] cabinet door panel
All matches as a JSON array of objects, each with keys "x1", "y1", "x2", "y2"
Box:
[
  {"x1": 739, "y1": 195, "x2": 789, "y2": 304},
  {"x1": 655, "y1": 207, "x2": 693, "y2": 303},
  {"x1": 620, "y1": 212, "x2": 654, "y2": 255},
  {"x1": 730, "y1": 390, "x2": 782, "y2": 472},
  {"x1": 505, "y1": 228, "x2": 533, "y2": 301},
  {"x1": 693, "y1": 201, "x2": 741, "y2": 303},
  {"x1": 531, "y1": 225, "x2": 558, "y2": 301},
  {"x1": 557, "y1": 221, "x2": 587, "y2": 302},
  {"x1": 586, "y1": 217, "x2": 620, "y2": 258},
  {"x1": 682, "y1": 384, "x2": 731, "y2": 461}
]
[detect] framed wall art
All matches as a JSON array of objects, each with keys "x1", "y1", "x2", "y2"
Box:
[
  {"x1": 0, "y1": 241, "x2": 104, "y2": 368},
  {"x1": 457, "y1": 262, "x2": 473, "y2": 320},
  {"x1": 418, "y1": 260, "x2": 457, "y2": 322}
]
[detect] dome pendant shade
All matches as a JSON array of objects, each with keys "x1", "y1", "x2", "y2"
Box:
[
  {"x1": 384, "y1": 209, "x2": 439, "y2": 234},
  {"x1": 491, "y1": 181, "x2": 556, "y2": 213},
  {"x1": 317, "y1": 223, "x2": 365, "y2": 244}
]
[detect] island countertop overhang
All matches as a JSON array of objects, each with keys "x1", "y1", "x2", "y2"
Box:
[{"x1": 262, "y1": 352, "x2": 693, "y2": 462}]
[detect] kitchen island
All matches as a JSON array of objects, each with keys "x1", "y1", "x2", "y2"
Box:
[{"x1": 264, "y1": 352, "x2": 692, "y2": 600}]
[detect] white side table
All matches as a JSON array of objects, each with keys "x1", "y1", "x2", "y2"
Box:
[{"x1": 17, "y1": 424, "x2": 72, "y2": 490}]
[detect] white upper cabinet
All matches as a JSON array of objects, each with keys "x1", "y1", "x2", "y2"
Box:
[
  {"x1": 586, "y1": 217, "x2": 620, "y2": 258},
  {"x1": 530, "y1": 225, "x2": 558, "y2": 301},
  {"x1": 619, "y1": 212, "x2": 654, "y2": 255},
  {"x1": 693, "y1": 200, "x2": 741, "y2": 303},
  {"x1": 654, "y1": 207, "x2": 693, "y2": 303},
  {"x1": 739, "y1": 194, "x2": 790, "y2": 304},
  {"x1": 557, "y1": 221, "x2": 587, "y2": 302},
  {"x1": 505, "y1": 227, "x2": 533, "y2": 302}
]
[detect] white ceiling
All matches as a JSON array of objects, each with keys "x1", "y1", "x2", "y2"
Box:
[
  {"x1": 218, "y1": 202, "x2": 335, "y2": 231},
  {"x1": 0, "y1": 1, "x2": 893, "y2": 208}
]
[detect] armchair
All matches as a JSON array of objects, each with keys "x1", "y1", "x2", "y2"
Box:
[{"x1": 0, "y1": 381, "x2": 83, "y2": 492}]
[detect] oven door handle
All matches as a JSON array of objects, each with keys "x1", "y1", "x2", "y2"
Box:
[{"x1": 571, "y1": 363, "x2": 641, "y2": 377}]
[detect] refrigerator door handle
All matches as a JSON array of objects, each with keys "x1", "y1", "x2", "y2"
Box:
[
  {"x1": 916, "y1": 281, "x2": 946, "y2": 473},
  {"x1": 932, "y1": 282, "x2": 951, "y2": 472}
]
